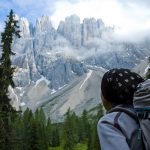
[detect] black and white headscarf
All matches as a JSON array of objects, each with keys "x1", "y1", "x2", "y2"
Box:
[{"x1": 101, "y1": 68, "x2": 144, "y2": 104}]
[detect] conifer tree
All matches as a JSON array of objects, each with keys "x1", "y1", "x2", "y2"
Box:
[
  {"x1": 51, "y1": 125, "x2": 60, "y2": 147},
  {"x1": 87, "y1": 104, "x2": 103, "y2": 150},
  {"x1": 92, "y1": 122, "x2": 101, "y2": 150},
  {"x1": 63, "y1": 108, "x2": 76, "y2": 150},
  {"x1": 87, "y1": 124, "x2": 93, "y2": 150},
  {"x1": 0, "y1": 9, "x2": 20, "y2": 150},
  {"x1": 34, "y1": 108, "x2": 48, "y2": 150},
  {"x1": 46, "y1": 117, "x2": 52, "y2": 147},
  {"x1": 22, "y1": 108, "x2": 34, "y2": 150},
  {"x1": 81, "y1": 110, "x2": 90, "y2": 141},
  {"x1": 11, "y1": 114, "x2": 24, "y2": 150},
  {"x1": 0, "y1": 9, "x2": 20, "y2": 108}
]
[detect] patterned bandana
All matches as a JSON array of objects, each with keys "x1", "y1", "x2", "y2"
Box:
[{"x1": 101, "y1": 68, "x2": 144, "y2": 104}]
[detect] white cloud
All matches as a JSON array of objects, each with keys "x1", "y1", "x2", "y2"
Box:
[
  {"x1": 0, "y1": 22, "x2": 4, "y2": 32},
  {"x1": 51, "y1": 0, "x2": 150, "y2": 41},
  {"x1": 1, "y1": 0, "x2": 150, "y2": 41}
]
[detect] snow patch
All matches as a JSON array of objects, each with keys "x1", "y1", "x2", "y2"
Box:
[
  {"x1": 20, "y1": 102, "x2": 25, "y2": 106},
  {"x1": 80, "y1": 70, "x2": 93, "y2": 89},
  {"x1": 144, "y1": 65, "x2": 150, "y2": 75},
  {"x1": 51, "y1": 89, "x2": 56, "y2": 94},
  {"x1": 58, "y1": 84, "x2": 67, "y2": 90},
  {"x1": 35, "y1": 75, "x2": 50, "y2": 86},
  {"x1": 87, "y1": 65, "x2": 107, "y2": 72},
  {"x1": 94, "y1": 65, "x2": 107, "y2": 71},
  {"x1": 8, "y1": 86, "x2": 20, "y2": 110},
  {"x1": 71, "y1": 70, "x2": 75, "y2": 74},
  {"x1": 20, "y1": 91, "x2": 25, "y2": 97},
  {"x1": 9, "y1": 86, "x2": 19, "y2": 104},
  {"x1": 47, "y1": 52, "x2": 52, "y2": 55},
  {"x1": 16, "y1": 87, "x2": 23, "y2": 90}
]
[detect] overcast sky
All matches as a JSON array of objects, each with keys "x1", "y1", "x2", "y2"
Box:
[{"x1": 0, "y1": 0, "x2": 150, "y2": 40}]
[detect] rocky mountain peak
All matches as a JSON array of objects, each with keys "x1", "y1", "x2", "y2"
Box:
[
  {"x1": 35, "y1": 15, "x2": 54, "y2": 35},
  {"x1": 57, "y1": 15, "x2": 81, "y2": 47},
  {"x1": 4, "y1": 14, "x2": 150, "y2": 118},
  {"x1": 82, "y1": 18, "x2": 104, "y2": 44},
  {"x1": 19, "y1": 17, "x2": 30, "y2": 38},
  {"x1": 65, "y1": 14, "x2": 80, "y2": 24}
]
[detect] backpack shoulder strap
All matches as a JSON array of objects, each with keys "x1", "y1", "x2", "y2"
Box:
[
  {"x1": 108, "y1": 107, "x2": 139, "y2": 148},
  {"x1": 108, "y1": 107, "x2": 138, "y2": 122}
]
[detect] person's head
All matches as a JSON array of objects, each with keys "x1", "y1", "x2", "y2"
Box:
[{"x1": 101, "y1": 68, "x2": 144, "y2": 110}]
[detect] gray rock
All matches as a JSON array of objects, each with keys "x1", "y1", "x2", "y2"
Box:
[
  {"x1": 1, "y1": 14, "x2": 149, "y2": 119},
  {"x1": 57, "y1": 15, "x2": 82, "y2": 47}
]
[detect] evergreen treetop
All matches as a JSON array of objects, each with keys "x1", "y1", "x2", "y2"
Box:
[
  {"x1": 0, "y1": 9, "x2": 20, "y2": 150},
  {"x1": 0, "y1": 9, "x2": 20, "y2": 111}
]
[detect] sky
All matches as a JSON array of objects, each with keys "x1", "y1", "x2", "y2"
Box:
[{"x1": 1, "y1": 0, "x2": 150, "y2": 40}]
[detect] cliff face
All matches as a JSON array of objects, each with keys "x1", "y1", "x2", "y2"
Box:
[
  {"x1": 12, "y1": 15, "x2": 150, "y2": 88},
  {"x1": 3, "y1": 15, "x2": 150, "y2": 120}
]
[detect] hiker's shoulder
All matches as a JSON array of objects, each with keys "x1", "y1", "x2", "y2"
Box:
[
  {"x1": 98, "y1": 111, "x2": 119, "y2": 125},
  {"x1": 98, "y1": 106, "x2": 135, "y2": 125}
]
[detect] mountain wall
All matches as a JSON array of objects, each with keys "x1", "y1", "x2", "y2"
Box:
[{"x1": 1, "y1": 14, "x2": 150, "y2": 120}]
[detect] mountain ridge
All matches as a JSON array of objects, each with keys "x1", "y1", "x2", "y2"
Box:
[{"x1": 1, "y1": 14, "x2": 149, "y2": 121}]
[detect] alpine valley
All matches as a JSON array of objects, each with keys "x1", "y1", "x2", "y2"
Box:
[{"x1": 2, "y1": 15, "x2": 150, "y2": 122}]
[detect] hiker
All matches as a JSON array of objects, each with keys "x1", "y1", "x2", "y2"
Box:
[{"x1": 97, "y1": 68, "x2": 145, "y2": 150}]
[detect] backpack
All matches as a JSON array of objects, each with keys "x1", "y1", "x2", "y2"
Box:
[
  {"x1": 109, "y1": 79, "x2": 150, "y2": 150},
  {"x1": 133, "y1": 79, "x2": 150, "y2": 150}
]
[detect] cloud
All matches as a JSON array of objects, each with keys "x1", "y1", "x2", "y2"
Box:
[
  {"x1": 0, "y1": 22, "x2": 4, "y2": 32},
  {"x1": 51, "y1": 0, "x2": 150, "y2": 41},
  {"x1": 1, "y1": 0, "x2": 150, "y2": 42}
]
